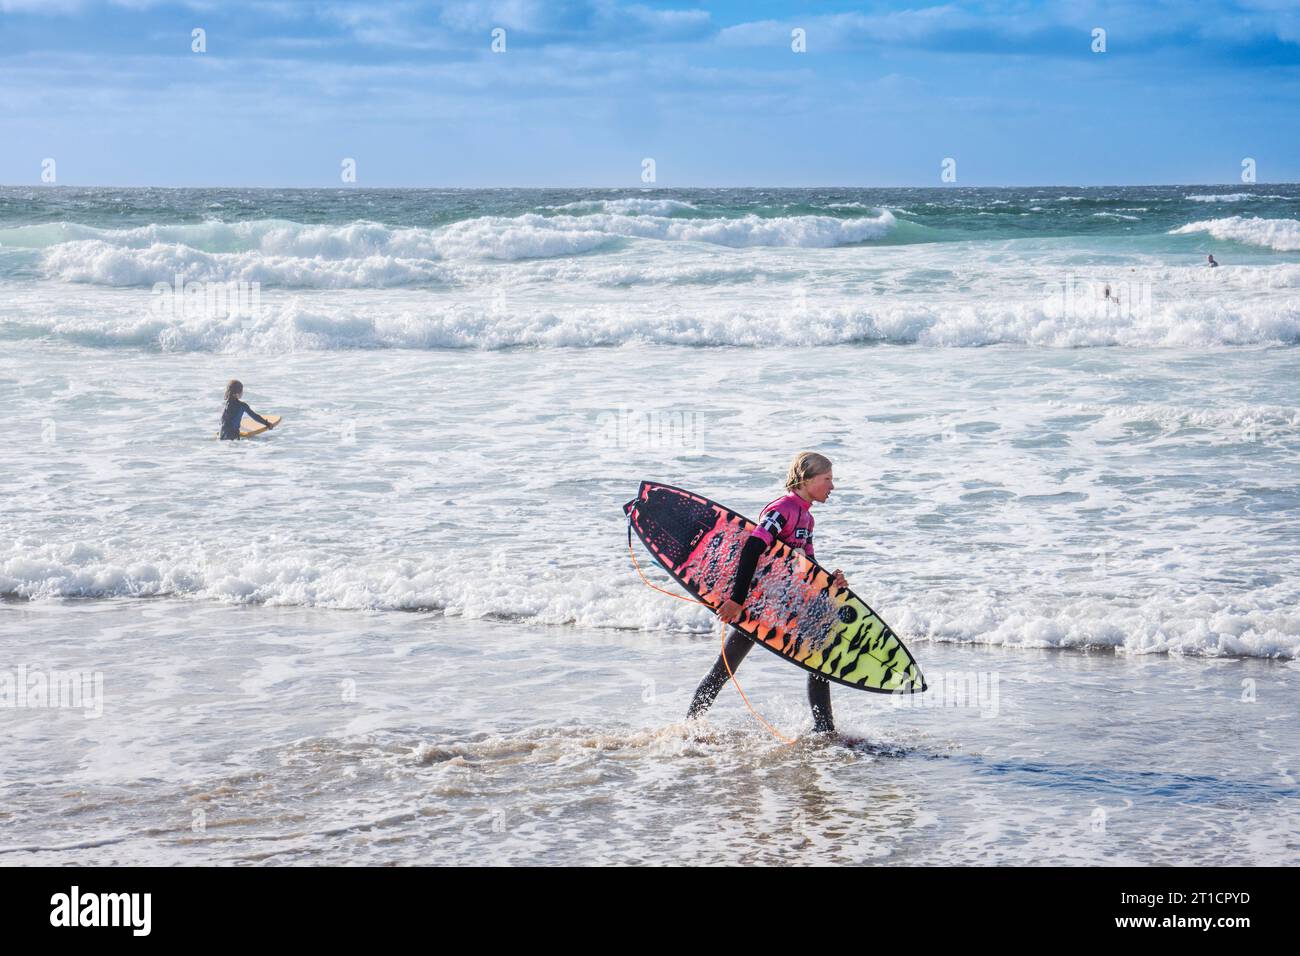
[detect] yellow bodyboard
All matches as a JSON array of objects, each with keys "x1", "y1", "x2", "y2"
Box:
[{"x1": 240, "y1": 414, "x2": 281, "y2": 437}]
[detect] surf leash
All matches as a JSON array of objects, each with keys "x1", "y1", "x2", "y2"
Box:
[{"x1": 626, "y1": 536, "x2": 797, "y2": 746}]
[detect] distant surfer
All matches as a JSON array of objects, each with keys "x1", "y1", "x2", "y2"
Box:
[
  {"x1": 1207, "y1": 254, "x2": 1219, "y2": 268},
  {"x1": 687, "y1": 452, "x2": 847, "y2": 735},
  {"x1": 219, "y1": 379, "x2": 274, "y2": 440}
]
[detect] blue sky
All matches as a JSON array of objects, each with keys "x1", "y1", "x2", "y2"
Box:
[{"x1": 2, "y1": 0, "x2": 1298, "y2": 187}]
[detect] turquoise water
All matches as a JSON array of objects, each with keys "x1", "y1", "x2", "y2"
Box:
[{"x1": 3, "y1": 185, "x2": 1299, "y2": 245}]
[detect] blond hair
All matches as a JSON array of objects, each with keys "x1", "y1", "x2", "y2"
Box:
[{"x1": 785, "y1": 451, "x2": 833, "y2": 491}]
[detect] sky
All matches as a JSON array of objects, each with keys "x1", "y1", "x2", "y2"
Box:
[{"x1": 1, "y1": 0, "x2": 1298, "y2": 187}]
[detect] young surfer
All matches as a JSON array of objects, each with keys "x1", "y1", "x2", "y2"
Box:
[
  {"x1": 219, "y1": 379, "x2": 274, "y2": 441},
  {"x1": 686, "y1": 452, "x2": 848, "y2": 735}
]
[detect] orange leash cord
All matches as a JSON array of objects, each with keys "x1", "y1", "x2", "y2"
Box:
[{"x1": 627, "y1": 539, "x2": 796, "y2": 746}]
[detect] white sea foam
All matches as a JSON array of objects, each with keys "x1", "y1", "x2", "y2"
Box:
[
  {"x1": 1055, "y1": 401, "x2": 1300, "y2": 434},
  {"x1": 7, "y1": 257, "x2": 1300, "y2": 349},
  {"x1": 3, "y1": 538, "x2": 1295, "y2": 660},
  {"x1": 1170, "y1": 216, "x2": 1300, "y2": 251},
  {"x1": 546, "y1": 198, "x2": 700, "y2": 215},
  {"x1": 897, "y1": 591, "x2": 1300, "y2": 659},
  {"x1": 23, "y1": 211, "x2": 903, "y2": 287},
  {"x1": 40, "y1": 239, "x2": 459, "y2": 288},
  {"x1": 6, "y1": 288, "x2": 1300, "y2": 351},
  {"x1": 411, "y1": 210, "x2": 899, "y2": 252},
  {"x1": 3, "y1": 336, "x2": 1298, "y2": 676},
  {"x1": 1185, "y1": 193, "x2": 1288, "y2": 202}
]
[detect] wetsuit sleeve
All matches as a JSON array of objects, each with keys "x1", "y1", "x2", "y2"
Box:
[
  {"x1": 728, "y1": 534, "x2": 769, "y2": 605},
  {"x1": 241, "y1": 401, "x2": 270, "y2": 427}
]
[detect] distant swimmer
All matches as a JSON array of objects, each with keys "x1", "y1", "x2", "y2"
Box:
[
  {"x1": 219, "y1": 379, "x2": 274, "y2": 440},
  {"x1": 1207, "y1": 254, "x2": 1219, "y2": 268}
]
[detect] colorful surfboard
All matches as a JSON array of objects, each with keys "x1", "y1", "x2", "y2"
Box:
[{"x1": 625, "y1": 481, "x2": 926, "y2": 694}]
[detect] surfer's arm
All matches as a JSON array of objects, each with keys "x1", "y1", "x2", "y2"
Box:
[
  {"x1": 728, "y1": 534, "x2": 767, "y2": 603},
  {"x1": 242, "y1": 402, "x2": 271, "y2": 427},
  {"x1": 718, "y1": 534, "x2": 768, "y2": 623}
]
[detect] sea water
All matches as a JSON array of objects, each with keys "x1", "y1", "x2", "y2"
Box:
[{"x1": 1, "y1": 186, "x2": 1297, "y2": 864}]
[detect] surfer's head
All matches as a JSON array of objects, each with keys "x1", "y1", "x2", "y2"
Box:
[
  {"x1": 224, "y1": 379, "x2": 244, "y2": 401},
  {"x1": 786, "y1": 451, "x2": 834, "y2": 504}
]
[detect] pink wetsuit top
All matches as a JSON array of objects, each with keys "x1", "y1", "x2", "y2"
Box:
[{"x1": 750, "y1": 492, "x2": 815, "y2": 559}]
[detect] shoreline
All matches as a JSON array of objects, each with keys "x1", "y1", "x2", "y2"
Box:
[{"x1": 2, "y1": 598, "x2": 1294, "y2": 865}]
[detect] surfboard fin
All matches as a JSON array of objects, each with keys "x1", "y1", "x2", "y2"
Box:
[{"x1": 624, "y1": 497, "x2": 639, "y2": 548}]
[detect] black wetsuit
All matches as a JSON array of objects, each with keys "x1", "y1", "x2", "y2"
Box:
[
  {"x1": 220, "y1": 399, "x2": 269, "y2": 441},
  {"x1": 687, "y1": 533, "x2": 835, "y2": 734}
]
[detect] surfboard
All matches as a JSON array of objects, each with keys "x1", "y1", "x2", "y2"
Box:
[
  {"x1": 238, "y1": 414, "x2": 280, "y2": 437},
  {"x1": 228, "y1": 414, "x2": 280, "y2": 438},
  {"x1": 625, "y1": 481, "x2": 926, "y2": 694}
]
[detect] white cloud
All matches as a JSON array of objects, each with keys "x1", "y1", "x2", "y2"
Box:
[
  {"x1": 0, "y1": 0, "x2": 84, "y2": 11},
  {"x1": 622, "y1": 3, "x2": 710, "y2": 33},
  {"x1": 718, "y1": 6, "x2": 976, "y2": 49},
  {"x1": 436, "y1": 1, "x2": 554, "y2": 32}
]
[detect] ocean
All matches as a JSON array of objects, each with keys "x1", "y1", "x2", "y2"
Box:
[{"x1": 1, "y1": 185, "x2": 1297, "y2": 864}]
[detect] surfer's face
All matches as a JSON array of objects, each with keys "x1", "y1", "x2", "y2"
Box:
[{"x1": 804, "y1": 470, "x2": 834, "y2": 503}]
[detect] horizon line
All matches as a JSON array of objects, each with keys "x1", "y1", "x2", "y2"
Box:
[{"x1": 2, "y1": 182, "x2": 1293, "y2": 191}]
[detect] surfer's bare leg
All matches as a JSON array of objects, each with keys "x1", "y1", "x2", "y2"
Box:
[
  {"x1": 808, "y1": 675, "x2": 835, "y2": 735},
  {"x1": 686, "y1": 628, "x2": 753, "y2": 719}
]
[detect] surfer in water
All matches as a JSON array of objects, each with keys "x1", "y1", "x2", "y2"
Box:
[
  {"x1": 1208, "y1": 254, "x2": 1219, "y2": 268},
  {"x1": 219, "y1": 379, "x2": 274, "y2": 440},
  {"x1": 687, "y1": 452, "x2": 848, "y2": 735}
]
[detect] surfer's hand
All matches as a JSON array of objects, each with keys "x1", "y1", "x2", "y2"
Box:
[
  {"x1": 832, "y1": 570, "x2": 847, "y2": 590},
  {"x1": 718, "y1": 599, "x2": 743, "y2": 624}
]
